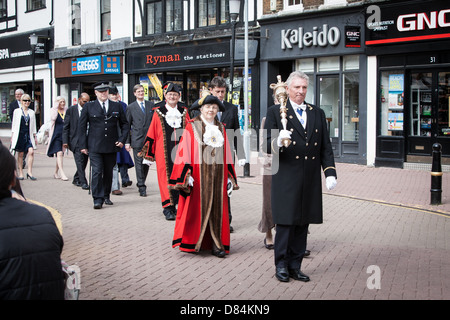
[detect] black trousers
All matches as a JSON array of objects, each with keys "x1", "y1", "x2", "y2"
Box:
[
  {"x1": 132, "y1": 148, "x2": 149, "y2": 190},
  {"x1": 89, "y1": 152, "x2": 116, "y2": 203},
  {"x1": 274, "y1": 224, "x2": 309, "y2": 270},
  {"x1": 73, "y1": 148, "x2": 89, "y2": 185}
]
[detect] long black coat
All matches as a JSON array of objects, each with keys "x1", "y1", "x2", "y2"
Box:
[
  {"x1": 264, "y1": 100, "x2": 336, "y2": 226},
  {"x1": 62, "y1": 104, "x2": 82, "y2": 152},
  {"x1": 78, "y1": 99, "x2": 129, "y2": 153},
  {"x1": 0, "y1": 198, "x2": 64, "y2": 299}
]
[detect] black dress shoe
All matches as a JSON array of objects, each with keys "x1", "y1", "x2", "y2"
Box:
[
  {"x1": 264, "y1": 238, "x2": 274, "y2": 250},
  {"x1": 304, "y1": 249, "x2": 311, "y2": 257},
  {"x1": 104, "y1": 198, "x2": 114, "y2": 205},
  {"x1": 81, "y1": 184, "x2": 90, "y2": 190},
  {"x1": 163, "y1": 207, "x2": 176, "y2": 220},
  {"x1": 122, "y1": 181, "x2": 132, "y2": 188},
  {"x1": 139, "y1": 190, "x2": 147, "y2": 197},
  {"x1": 288, "y1": 269, "x2": 310, "y2": 282},
  {"x1": 212, "y1": 248, "x2": 226, "y2": 258},
  {"x1": 93, "y1": 202, "x2": 103, "y2": 209},
  {"x1": 275, "y1": 267, "x2": 290, "y2": 282}
]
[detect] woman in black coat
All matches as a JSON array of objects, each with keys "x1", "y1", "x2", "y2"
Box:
[{"x1": 0, "y1": 144, "x2": 65, "y2": 299}]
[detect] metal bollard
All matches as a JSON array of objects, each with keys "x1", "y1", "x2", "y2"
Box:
[{"x1": 430, "y1": 143, "x2": 442, "y2": 205}]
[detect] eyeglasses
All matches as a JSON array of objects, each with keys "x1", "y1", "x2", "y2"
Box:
[{"x1": 22, "y1": 100, "x2": 31, "y2": 102}]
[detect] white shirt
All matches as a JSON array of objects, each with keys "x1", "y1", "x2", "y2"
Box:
[
  {"x1": 290, "y1": 100, "x2": 307, "y2": 128},
  {"x1": 78, "y1": 104, "x2": 83, "y2": 117}
]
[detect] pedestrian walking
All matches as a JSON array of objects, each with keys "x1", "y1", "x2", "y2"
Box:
[
  {"x1": 139, "y1": 82, "x2": 190, "y2": 220},
  {"x1": 78, "y1": 82, "x2": 129, "y2": 209},
  {"x1": 47, "y1": 96, "x2": 69, "y2": 181},
  {"x1": 62, "y1": 92, "x2": 91, "y2": 190},
  {"x1": 264, "y1": 71, "x2": 337, "y2": 282},
  {"x1": 126, "y1": 84, "x2": 154, "y2": 197},
  {"x1": 170, "y1": 92, "x2": 239, "y2": 257},
  {"x1": 108, "y1": 85, "x2": 133, "y2": 196},
  {"x1": 10, "y1": 94, "x2": 37, "y2": 181}
]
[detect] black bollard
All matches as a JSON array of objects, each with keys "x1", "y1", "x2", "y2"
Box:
[{"x1": 430, "y1": 143, "x2": 442, "y2": 205}]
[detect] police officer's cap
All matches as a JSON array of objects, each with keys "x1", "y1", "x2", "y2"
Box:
[{"x1": 93, "y1": 81, "x2": 110, "y2": 92}]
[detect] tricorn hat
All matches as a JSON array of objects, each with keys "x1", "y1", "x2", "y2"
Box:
[
  {"x1": 190, "y1": 93, "x2": 225, "y2": 112},
  {"x1": 162, "y1": 82, "x2": 181, "y2": 95}
]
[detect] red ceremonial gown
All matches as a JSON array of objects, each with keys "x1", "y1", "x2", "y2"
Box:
[
  {"x1": 169, "y1": 117, "x2": 239, "y2": 253},
  {"x1": 140, "y1": 102, "x2": 190, "y2": 208}
]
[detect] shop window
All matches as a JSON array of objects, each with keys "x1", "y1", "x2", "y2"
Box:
[
  {"x1": 380, "y1": 70, "x2": 404, "y2": 136},
  {"x1": 72, "y1": 0, "x2": 81, "y2": 46},
  {"x1": 101, "y1": 0, "x2": 111, "y2": 41},
  {"x1": 27, "y1": 0, "x2": 46, "y2": 12},
  {"x1": 318, "y1": 56, "x2": 339, "y2": 72},
  {"x1": 343, "y1": 73, "x2": 359, "y2": 142}
]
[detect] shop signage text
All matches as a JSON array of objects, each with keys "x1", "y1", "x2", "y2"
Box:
[
  {"x1": 366, "y1": 3, "x2": 450, "y2": 45},
  {"x1": 72, "y1": 56, "x2": 101, "y2": 75},
  {"x1": 281, "y1": 24, "x2": 341, "y2": 50}
]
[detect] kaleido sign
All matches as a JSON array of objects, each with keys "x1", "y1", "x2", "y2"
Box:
[{"x1": 281, "y1": 24, "x2": 341, "y2": 50}]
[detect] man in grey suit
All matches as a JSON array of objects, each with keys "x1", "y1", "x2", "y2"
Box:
[
  {"x1": 125, "y1": 84, "x2": 154, "y2": 197},
  {"x1": 63, "y1": 92, "x2": 90, "y2": 190}
]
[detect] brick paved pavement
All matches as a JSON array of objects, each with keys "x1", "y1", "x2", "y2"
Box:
[{"x1": 8, "y1": 142, "x2": 450, "y2": 303}]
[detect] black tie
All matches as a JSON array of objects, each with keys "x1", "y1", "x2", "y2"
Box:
[{"x1": 102, "y1": 101, "x2": 106, "y2": 114}]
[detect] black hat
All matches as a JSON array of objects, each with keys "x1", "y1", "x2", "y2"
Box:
[
  {"x1": 163, "y1": 82, "x2": 181, "y2": 94},
  {"x1": 93, "y1": 81, "x2": 110, "y2": 92},
  {"x1": 190, "y1": 94, "x2": 225, "y2": 112},
  {"x1": 109, "y1": 85, "x2": 119, "y2": 95}
]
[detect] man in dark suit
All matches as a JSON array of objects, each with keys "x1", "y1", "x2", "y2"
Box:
[
  {"x1": 78, "y1": 82, "x2": 129, "y2": 209},
  {"x1": 265, "y1": 71, "x2": 337, "y2": 283},
  {"x1": 63, "y1": 92, "x2": 90, "y2": 190},
  {"x1": 208, "y1": 76, "x2": 246, "y2": 232},
  {"x1": 125, "y1": 84, "x2": 154, "y2": 197}
]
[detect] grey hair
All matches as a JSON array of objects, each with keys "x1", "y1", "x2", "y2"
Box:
[{"x1": 286, "y1": 71, "x2": 310, "y2": 87}]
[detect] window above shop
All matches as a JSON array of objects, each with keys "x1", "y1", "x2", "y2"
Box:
[
  {"x1": 101, "y1": 0, "x2": 111, "y2": 41},
  {"x1": 283, "y1": 0, "x2": 303, "y2": 12},
  {"x1": 27, "y1": 0, "x2": 46, "y2": 12}
]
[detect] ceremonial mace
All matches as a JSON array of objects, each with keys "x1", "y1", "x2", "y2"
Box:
[{"x1": 270, "y1": 75, "x2": 291, "y2": 148}]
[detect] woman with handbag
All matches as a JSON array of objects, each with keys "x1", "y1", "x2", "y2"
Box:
[{"x1": 10, "y1": 94, "x2": 37, "y2": 180}]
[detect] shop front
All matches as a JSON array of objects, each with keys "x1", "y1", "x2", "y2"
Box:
[
  {"x1": 54, "y1": 54, "x2": 125, "y2": 107},
  {"x1": 0, "y1": 29, "x2": 52, "y2": 134},
  {"x1": 367, "y1": 0, "x2": 450, "y2": 167},
  {"x1": 125, "y1": 38, "x2": 259, "y2": 131},
  {"x1": 259, "y1": 8, "x2": 367, "y2": 164}
]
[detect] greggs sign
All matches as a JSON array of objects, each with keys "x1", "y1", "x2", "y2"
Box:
[{"x1": 366, "y1": 2, "x2": 450, "y2": 45}]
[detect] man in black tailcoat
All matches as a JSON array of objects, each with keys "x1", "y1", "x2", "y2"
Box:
[
  {"x1": 264, "y1": 71, "x2": 337, "y2": 282},
  {"x1": 63, "y1": 92, "x2": 90, "y2": 190},
  {"x1": 78, "y1": 82, "x2": 129, "y2": 209}
]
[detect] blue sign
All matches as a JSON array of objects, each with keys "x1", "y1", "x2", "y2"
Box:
[
  {"x1": 103, "y1": 56, "x2": 120, "y2": 74},
  {"x1": 72, "y1": 56, "x2": 101, "y2": 75}
]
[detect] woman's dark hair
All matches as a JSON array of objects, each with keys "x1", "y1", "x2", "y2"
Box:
[{"x1": 0, "y1": 144, "x2": 17, "y2": 200}]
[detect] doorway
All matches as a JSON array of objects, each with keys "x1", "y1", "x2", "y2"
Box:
[{"x1": 407, "y1": 70, "x2": 450, "y2": 157}]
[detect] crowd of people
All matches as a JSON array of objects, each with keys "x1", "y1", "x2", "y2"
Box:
[{"x1": 1, "y1": 71, "x2": 338, "y2": 300}]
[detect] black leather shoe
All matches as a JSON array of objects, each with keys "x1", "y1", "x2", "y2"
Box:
[
  {"x1": 104, "y1": 198, "x2": 114, "y2": 205},
  {"x1": 139, "y1": 188, "x2": 147, "y2": 197},
  {"x1": 304, "y1": 250, "x2": 311, "y2": 257},
  {"x1": 275, "y1": 267, "x2": 290, "y2": 282},
  {"x1": 81, "y1": 184, "x2": 90, "y2": 190},
  {"x1": 288, "y1": 269, "x2": 310, "y2": 282},
  {"x1": 212, "y1": 248, "x2": 226, "y2": 258},
  {"x1": 93, "y1": 202, "x2": 103, "y2": 209},
  {"x1": 122, "y1": 181, "x2": 132, "y2": 188},
  {"x1": 163, "y1": 207, "x2": 176, "y2": 220}
]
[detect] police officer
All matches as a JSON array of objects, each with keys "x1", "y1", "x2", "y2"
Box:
[
  {"x1": 265, "y1": 71, "x2": 337, "y2": 282},
  {"x1": 79, "y1": 82, "x2": 129, "y2": 209}
]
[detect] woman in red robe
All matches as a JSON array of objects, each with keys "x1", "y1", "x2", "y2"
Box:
[{"x1": 169, "y1": 93, "x2": 239, "y2": 257}]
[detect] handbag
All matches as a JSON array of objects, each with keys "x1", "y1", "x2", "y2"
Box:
[{"x1": 61, "y1": 260, "x2": 80, "y2": 300}]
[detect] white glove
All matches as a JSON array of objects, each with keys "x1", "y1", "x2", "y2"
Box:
[
  {"x1": 277, "y1": 130, "x2": 292, "y2": 147},
  {"x1": 238, "y1": 159, "x2": 246, "y2": 167},
  {"x1": 326, "y1": 176, "x2": 337, "y2": 190},
  {"x1": 143, "y1": 159, "x2": 154, "y2": 166},
  {"x1": 188, "y1": 176, "x2": 194, "y2": 187},
  {"x1": 227, "y1": 178, "x2": 233, "y2": 197}
]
